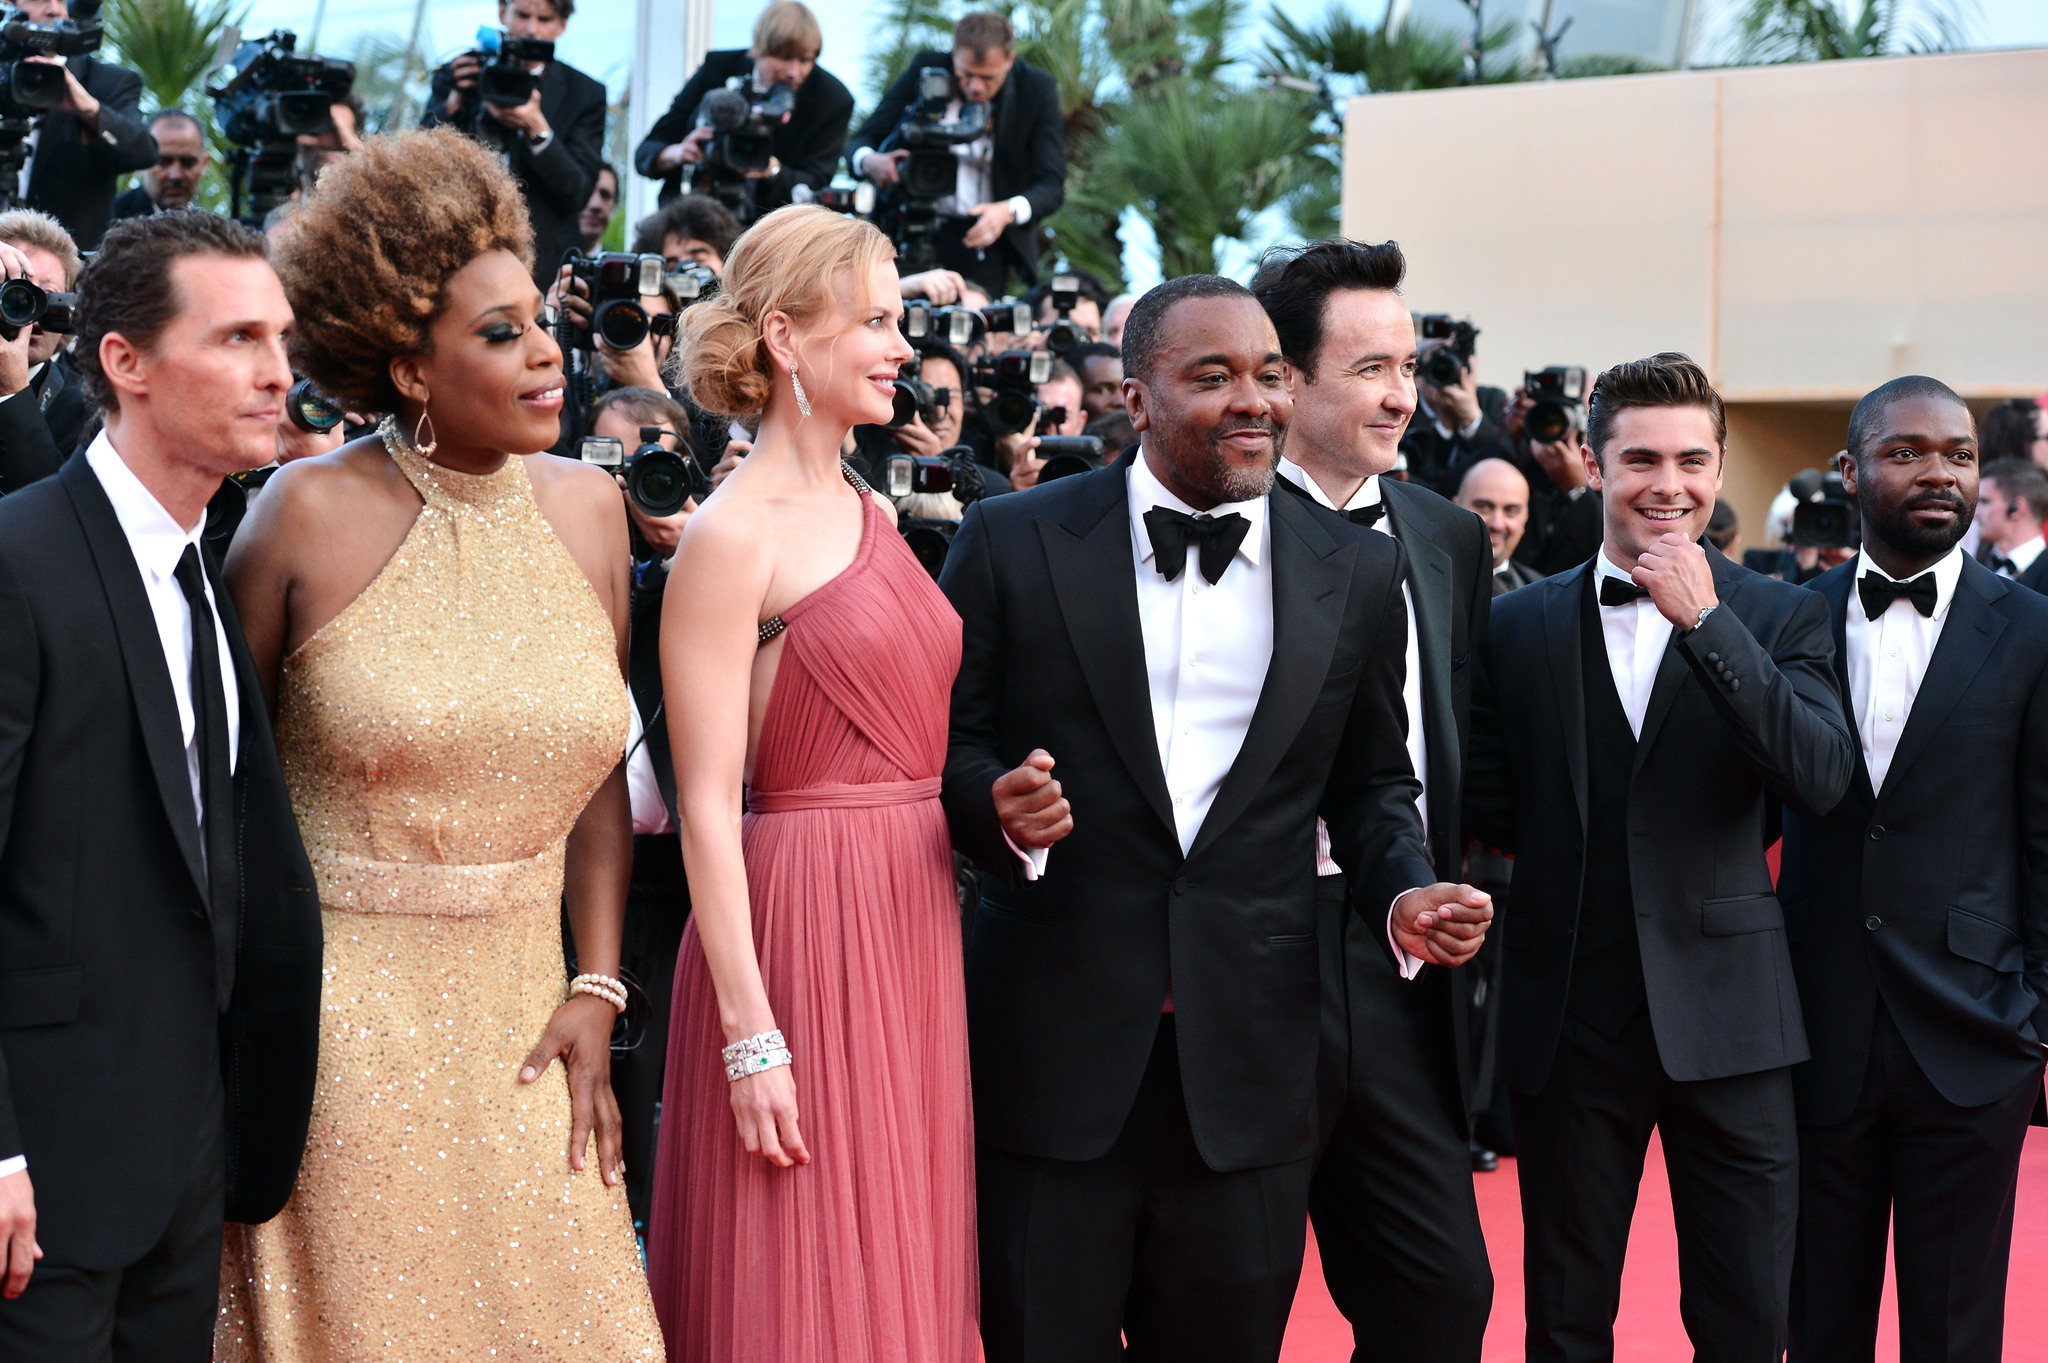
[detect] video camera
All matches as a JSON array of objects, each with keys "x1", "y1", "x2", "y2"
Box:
[
  {"x1": 579, "y1": 424, "x2": 713, "y2": 519},
  {"x1": 792, "y1": 180, "x2": 875, "y2": 218},
  {"x1": 873, "y1": 66, "x2": 989, "y2": 272},
  {"x1": 885, "y1": 443, "x2": 987, "y2": 577},
  {"x1": 208, "y1": 28, "x2": 355, "y2": 223},
  {"x1": 1790, "y1": 467, "x2": 1859, "y2": 550},
  {"x1": 1417, "y1": 314, "x2": 1478, "y2": 388},
  {"x1": 1040, "y1": 276, "x2": 1086, "y2": 352},
  {"x1": 974, "y1": 348, "x2": 1053, "y2": 436},
  {"x1": 0, "y1": 274, "x2": 71, "y2": 339},
  {"x1": 0, "y1": 0, "x2": 103, "y2": 208},
  {"x1": 471, "y1": 26, "x2": 552, "y2": 108},
  {"x1": 1522, "y1": 365, "x2": 1586, "y2": 445}
]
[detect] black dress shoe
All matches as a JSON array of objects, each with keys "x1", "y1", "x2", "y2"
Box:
[{"x1": 1470, "y1": 1141, "x2": 1498, "y2": 1173}]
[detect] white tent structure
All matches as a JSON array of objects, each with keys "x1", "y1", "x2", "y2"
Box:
[{"x1": 625, "y1": 0, "x2": 716, "y2": 228}]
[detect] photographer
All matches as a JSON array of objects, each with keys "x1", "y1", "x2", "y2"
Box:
[
  {"x1": 1065, "y1": 339, "x2": 1123, "y2": 417},
  {"x1": 14, "y1": 0, "x2": 156, "y2": 249},
  {"x1": 849, "y1": 338, "x2": 1008, "y2": 495},
  {"x1": 295, "y1": 89, "x2": 364, "y2": 196},
  {"x1": 0, "y1": 207, "x2": 80, "y2": 494},
  {"x1": 849, "y1": 9, "x2": 1064, "y2": 298},
  {"x1": 110, "y1": 106, "x2": 206, "y2": 219},
  {"x1": 577, "y1": 161, "x2": 618, "y2": 252},
  {"x1": 1398, "y1": 319, "x2": 1505, "y2": 497},
  {"x1": 630, "y1": 192, "x2": 738, "y2": 273},
  {"x1": 1492, "y1": 375, "x2": 1602, "y2": 578},
  {"x1": 1024, "y1": 265, "x2": 1107, "y2": 345},
  {"x1": 421, "y1": 0, "x2": 605, "y2": 290},
  {"x1": 636, "y1": 0, "x2": 849, "y2": 225}
]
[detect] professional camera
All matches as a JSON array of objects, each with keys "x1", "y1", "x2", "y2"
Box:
[
  {"x1": 471, "y1": 26, "x2": 553, "y2": 107},
  {"x1": 1039, "y1": 276, "x2": 1085, "y2": 352},
  {"x1": 285, "y1": 376, "x2": 343, "y2": 433},
  {"x1": 887, "y1": 443, "x2": 987, "y2": 578},
  {"x1": 557, "y1": 251, "x2": 666, "y2": 352},
  {"x1": 1790, "y1": 467, "x2": 1860, "y2": 550},
  {"x1": 1417, "y1": 314, "x2": 1479, "y2": 388},
  {"x1": 873, "y1": 66, "x2": 990, "y2": 272},
  {"x1": 974, "y1": 348, "x2": 1053, "y2": 436},
  {"x1": 902, "y1": 300, "x2": 990, "y2": 351},
  {"x1": 792, "y1": 181, "x2": 876, "y2": 217},
  {"x1": 208, "y1": 28, "x2": 355, "y2": 222},
  {"x1": 1522, "y1": 365, "x2": 1586, "y2": 445},
  {"x1": 683, "y1": 78, "x2": 795, "y2": 222},
  {"x1": 887, "y1": 351, "x2": 950, "y2": 430},
  {"x1": 1034, "y1": 434, "x2": 1105, "y2": 483},
  {"x1": 0, "y1": 0, "x2": 106, "y2": 210},
  {"x1": 981, "y1": 299, "x2": 1033, "y2": 338},
  {"x1": 0, "y1": 275, "x2": 72, "y2": 338},
  {"x1": 579, "y1": 424, "x2": 713, "y2": 518}
]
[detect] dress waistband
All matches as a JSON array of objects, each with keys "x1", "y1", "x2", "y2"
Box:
[
  {"x1": 310, "y1": 843, "x2": 561, "y2": 918},
  {"x1": 746, "y1": 778, "x2": 942, "y2": 813}
]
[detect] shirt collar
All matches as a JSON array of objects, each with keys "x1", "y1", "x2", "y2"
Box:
[
  {"x1": 1853, "y1": 543, "x2": 1966, "y2": 622},
  {"x1": 1594, "y1": 546, "x2": 1638, "y2": 586},
  {"x1": 2007, "y1": 534, "x2": 2045, "y2": 573},
  {"x1": 1276, "y1": 457, "x2": 1382, "y2": 513},
  {"x1": 1129, "y1": 444, "x2": 1268, "y2": 569},
  {"x1": 83, "y1": 430, "x2": 206, "y2": 586}
]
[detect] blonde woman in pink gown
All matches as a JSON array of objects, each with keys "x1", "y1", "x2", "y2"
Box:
[{"x1": 646, "y1": 205, "x2": 976, "y2": 1362}]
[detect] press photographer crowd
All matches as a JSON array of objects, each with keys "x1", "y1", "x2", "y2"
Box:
[{"x1": 0, "y1": 0, "x2": 2043, "y2": 1360}]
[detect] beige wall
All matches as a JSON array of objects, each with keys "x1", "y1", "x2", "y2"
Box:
[{"x1": 1342, "y1": 48, "x2": 2048, "y2": 542}]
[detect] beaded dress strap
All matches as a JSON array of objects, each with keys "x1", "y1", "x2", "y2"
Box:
[{"x1": 757, "y1": 462, "x2": 873, "y2": 648}]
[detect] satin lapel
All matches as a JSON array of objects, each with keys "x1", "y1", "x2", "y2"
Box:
[
  {"x1": 1883, "y1": 562, "x2": 2007, "y2": 794},
  {"x1": 1542, "y1": 563, "x2": 1591, "y2": 834},
  {"x1": 1813, "y1": 565, "x2": 1876, "y2": 805},
  {"x1": 1038, "y1": 458, "x2": 1176, "y2": 838},
  {"x1": 59, "y1": 456, "x2": 208, "y2": 902},
  {"x1": 1386, "y1": 491, "x2": 1456, "y2": 779},
  {"x1": 1633, "y1": 549, "x2": 1738, "y2": 778},
  {"x1": 1185, "y1": 490, "x2": 1352, "y2": 864}
]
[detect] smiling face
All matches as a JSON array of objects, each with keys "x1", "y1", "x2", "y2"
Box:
[
  {"x1": 781, "y1": 259, "x2": 913, "y2": 430},
  {"x1": 395, "y1": 249, "x2": 564, "y2": 456},
  {"x1": 1585, "y1": 404, "x2": 1725, "y2": 566},
  {"x1": 1283, "y1": 286, "x2": 1417, "y2": 482},
  {"x1": 1840, "y1": 392, "x2": 1977, "y2": 567},
  {"x1": 1124, "y1": 293, "x2": 1289, "y2": 509}
]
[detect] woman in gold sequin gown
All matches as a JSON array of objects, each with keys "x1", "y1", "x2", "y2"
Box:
[{"x1": 214, "y1": 130, "x2": 664, "y2": 1359}]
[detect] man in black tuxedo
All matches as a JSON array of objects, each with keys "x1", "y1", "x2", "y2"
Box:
[
  {"x1": 635, "y1": 0, "x2": 853, "y2": 222},
  {"x1": 1466, "y1": 352, "x2": 1856, "y2": 1362},
  {"x1": 109, "y1": 109, "x2": 208, "y2": 222},
  {"x1": 0, "y1": 212, "x2": 321, "y2": 1360},
  {"x1": 1976, "y1": 457, "x2": 2048, "y2": 593},
  {"x1": 422, "y1": 0, "x2": 606, "y2": 290},
  {"x1": 1778, "y1": 377, "x2": 2048, "y2": 1363},
  {"x1": 940, "y1": 274, "x2": 1493, "y2": 1363},
  {"x1": 850, "y1": 10, "x2": 1065, "y2": 298},
  {"x1": 1250, "y1": 238, "x2": 1497, "y2": 1362},
  {"x1": 12, "y1": 0, "x2": 156, "y2": 250}
]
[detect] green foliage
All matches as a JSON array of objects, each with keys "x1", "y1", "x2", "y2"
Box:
[
  {"x1": 1728, "y1": 0, "x2": 1975, "y2": 63},
  {"x1": 103, "y1": 0, "x2": 243, "y2": 114},
  {"x1": 1556, "y1": 52, "x2": 1670, "y2": 78},
  {"x1": 1262, "y1": 3, "x2": 1525, "y2": 92}
]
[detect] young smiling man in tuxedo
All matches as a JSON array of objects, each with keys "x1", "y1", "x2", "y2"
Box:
[{"x1": 1467, "y1": 353, "x2": 1855, "y2": 1363}]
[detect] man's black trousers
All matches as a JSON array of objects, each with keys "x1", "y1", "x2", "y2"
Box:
[
  {"x1": 615, "y1": 832, "x2": 690, "y2": 1232},
  {"x1": 1512, "y1": 1007, "x2": 1799, "y2": 1363},
  {"x1": 1309, "y1": 873, "x2": 1493, "y2": 1362},
  {"x1": 1789, "y1": 1004, "x2": 2042, "y2": 1363},
  {"x1": 977, "y1": 1015, "x2": 1313, "y2": 1363}
]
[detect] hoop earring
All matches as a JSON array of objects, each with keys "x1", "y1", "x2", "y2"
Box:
[
  {"x1": 412, "y1": 408, "x2": 439, "y2": 460},
  {"x1": 789, "y1": 367, "x2": 812, "y2": 420}
]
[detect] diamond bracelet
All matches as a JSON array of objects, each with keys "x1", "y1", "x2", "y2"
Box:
[{"x1": 722, "y1": 1029, "x2": 794, "y2": 1083}]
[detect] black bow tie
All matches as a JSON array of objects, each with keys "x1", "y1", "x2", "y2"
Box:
[
  {"x1": 1859, "y1": 571, "x2": 1938, "y2": 619},
  {"x1": 1598, "y1": 575, "x2": 1651, "y2": 607},
  {"x1": 1345, "y1": 501, "x2": 1387, "y2": 528},
  {"x1": 1144, "y1": 507, "x2": 1250, "y2": 585}
]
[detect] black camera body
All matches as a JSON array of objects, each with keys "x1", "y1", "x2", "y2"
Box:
[
  {"x1": 1035, "y1": 433, "x2": 1105, "y2": 483},
  {"x1": 874, "y1": 67, "x2": 990, "y2": 272},
  {"x1": 887, "y1": 443, "x2": 987, "y2": 578},
  {"x1": 1522, "y1": 365, "x2": 1586, "y2": 445},
  {"x1": 684, "y1": 79, "x2": 794, "y2": 222},
  {"x1": 473, "y1": 27, "x2": 553, "y2": 107},
  {"x1": 558, "y1": 251, "x2": 666, "y2": 352},
  {"x1": 209, "y1": 29, "x2": 355, "y2": 223},
  {"x1": 887, "y1": 352, "x2": 949, "y2": 430},
  {"x1": 975, "y1": 348, "x2": 1053, "y2": 436},
  {"x1": 792, "y1": 181, "x2": 875, "y2": 218},
  {"x1": 1040, "y1": 275, "x2": 1085, "y2": 352},
  {"x1": 0, "y1": 1, "x2": 99, "y2": 110},
  {"x1": 902, "y1": 299, "x2": 992, "y2": 351},
  {"x1": 1791, "y1": 468, "x2": 1860, "y2": 550},
  {"x1": 0, "y1": 275, "x2": 72, "y2": 339},
  {"x1": 579, "y1": 424, "x2": 713, "y2": 519},
  {"x1": 1417, "y1": 314, "x2": 1478, "y2": 388}
]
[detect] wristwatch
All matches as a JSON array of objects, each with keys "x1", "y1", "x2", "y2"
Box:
[{"x1": 1691, "y1": 604, "x2": 1718, "y2": 633}]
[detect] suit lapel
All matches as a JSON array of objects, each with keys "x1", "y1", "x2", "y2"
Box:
[
  {"x1": 1038, "y1": 455, "x2": 1177, "y2": 839},
  {"x1": 1384, "y1": 487, "x2": 1457, "y2": 789},
  {"x1": 1809, "y1": 564, "x2": 1876, "y2": 806},
  {"x1": 1633, "y1": 547, "x2": 1737, "y2": 777},
  {"x1": 1541, "y1": 563, "x2": 1591, "y2": 834},
  {"x1": 1883, "y1": 560, "x2": 2007, "y2": 794},
  {"x1": 1186, "y1": 489, "x2": 1353, "y2": 864},
  {"x1": 59, "y1": 456, "x2": 208, "y2": 903}
]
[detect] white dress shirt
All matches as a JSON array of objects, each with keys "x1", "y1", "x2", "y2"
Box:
[
  {"x1": 2, "y1": 438, "x2": 249, "y2": 1184},
  {"x1": 851, "y1": 104, "x2": 1033, "y2": 228},
  {"x1": 2002, "y1": 534, "x2": 2044, "y2": 579},
  {"x1": 1592, "y1": 549, "x2": 1674, "y2": 739},
  {"x1": 624, "y1": 699, "x2": 672, "y2": 836},
  {"x1": 1844, "y1": 546, "x2": 1965, "y2": 794}
]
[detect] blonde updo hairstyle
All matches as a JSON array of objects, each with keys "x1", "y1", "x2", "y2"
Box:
[{"x1": 677, "y1": 204, "x2": 896, "y2": 417}]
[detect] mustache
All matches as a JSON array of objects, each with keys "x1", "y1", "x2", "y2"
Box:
[
  {"x1": 1904, "y1": 490, "x2": 1967, "y2": 512},
  {"x1": 1209, "y1": 418, "x2": 1277, "y2": 440}
]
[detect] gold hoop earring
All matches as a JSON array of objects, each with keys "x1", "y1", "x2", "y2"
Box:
[
  {"x1": 789, "y1": 366, "x2": 812, "y2": 420},
  {"x1": 412, "y1": 408, "x2": 438, "y2": 460}
]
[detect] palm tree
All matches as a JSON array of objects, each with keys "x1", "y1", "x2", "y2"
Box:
[
  {"x1": 103, "y1": 0, "x2": 244, "y2": 114},
  {"x1": 1726, "y1": 0, "x2": 1975, "y2": 63}
]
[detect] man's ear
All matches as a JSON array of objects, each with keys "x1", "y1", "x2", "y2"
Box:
[
  {"x1": 1836, "y1": 448, "x2": 1859, "y2": 497},
  {"x1": 98, "y1": 331, "x2": 150, "y2": 405},
  {"x1": 1123, "y1": 378, "x2": 1149, "y2": 433},
  {"x1": 1580, "y1": 440, "x2": 1602, "y2": 492}
]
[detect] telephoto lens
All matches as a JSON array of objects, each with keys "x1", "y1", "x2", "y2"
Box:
[{"x1": 286, "y1": 376, "x2": 345, "y2": 433}]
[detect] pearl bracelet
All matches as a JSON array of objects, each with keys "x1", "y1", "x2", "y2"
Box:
[
  {"x1": 569, "y1": 973, "x2": 628, "y2": 1013},
  {"x1": 722, "y1": 1029, "x2": 794, "y2": 1083}
]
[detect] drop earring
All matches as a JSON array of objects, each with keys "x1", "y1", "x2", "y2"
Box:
[
  {"x1": 790, "y1": 366, "x2": 812, "y2": 419},
  {"x1": 412, "y1": 407, "x2": 439, "y2": 459}
]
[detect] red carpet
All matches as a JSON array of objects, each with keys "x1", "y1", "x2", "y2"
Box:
[{"x1": 1282, "y1": 1126, "x2": 2048, "y2": 1361}]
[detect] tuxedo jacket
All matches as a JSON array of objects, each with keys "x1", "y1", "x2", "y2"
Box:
[
  {"x1": 629, "y1": 556, "x2": 676, "y2": 825},
  {"x1": 1467, "y1": 548, "x2": 1855, "y2": 1092},
  {"x1": 0, "y1": 362, "x2": 77, "y2": 498},
  {"x1": 424, "y1": 58, "x2": 607, "y2": 287},
  {"x1": 2017, "y1": 552, "x2": 2048, "y2": 595},
  {"x1": 939, "y1": 451, "x2": 1435, "y2": 1172},
  {"x1": 850, "y1": 53, "x2": 1066, "y2": 285},
  {"x1": 24, "y1": 55, "x2": 156, "y2": 250},
  {"x1": 1778, "y1": 556, "x2": 2048, "y2": 1125},
  {"x1": 0, "y1": 456, "x2": 322, "y2": 1267},
  {"x1": 635, "y1": 51, "x2": 855, "y2": 215}
]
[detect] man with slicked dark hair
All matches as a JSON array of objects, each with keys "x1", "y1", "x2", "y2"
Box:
[
  {"x1": 1780, "y1": 376, "x2": 2048, "y2": 1363},
  {"x1": 941, "y1": 273, "x2": 1492, "y2": 1363}
]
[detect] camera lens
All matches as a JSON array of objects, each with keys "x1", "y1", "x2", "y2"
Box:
[
  {"x1": 899, "y1": 521, "x2": 955, "y2": 578},
  {"x1": 1046, "y1": 320, "x2": 1081, "y2": 353},
  {"x1": 989, "y1": 390, "x2": 1038, "y2": 435},
  {"x1": 0, "y1": 277, "x2": 46, "y2": 330},
  {"x1": 891, "y1": 379, "x2": 923, "y2": 428},
  {"x1": 8, "y1": 59, "x2": 66, "y2": 110},
  {"x1": 286, "y1": 377, "x2": 345, "y2": 433},
  {"x1": 1526, "y1": 400, "x2": 1573, "y2": 445},
  {"x1": 628, "y1": 448, "x2": 690, "y2": 517},
  {"x1": 1423, "y1": 348, "x2": 1464, "y2": 388},
  {"x1": 594, "y1": 299, "x2": 650, "y2": 351}
]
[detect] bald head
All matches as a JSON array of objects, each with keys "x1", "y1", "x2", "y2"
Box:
[{"x1": 1457, "y1": 457, "x2": 1531, "y2": 567}]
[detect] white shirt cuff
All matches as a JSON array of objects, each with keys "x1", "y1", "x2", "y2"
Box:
[
  {"x1": 527, "y1": 130, "x2": 553, "y2": 153},
  {"x1": 1007, "y1": 194, "x2": 1032, "y2": 226},
  {"x1": 1003, "y1": 829, "x2": 1048, "y2": 882},
  {"x1": 0, "y1": 1154, "x2": 24, "y2": 1179},
  {"x1": 1386, "y1": 888, "x2": 1427, "y2": 981},
  {"x1": 852, "y1": 146, "x2": 876, "y2": 178}
]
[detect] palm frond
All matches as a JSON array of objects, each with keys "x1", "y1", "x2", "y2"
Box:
[{"x1": 103, "y1": 0, "x2": 244, "y2": 113}]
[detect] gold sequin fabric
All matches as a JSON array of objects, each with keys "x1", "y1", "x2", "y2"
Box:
[{"x1": 216, "y1": 436, "x2": 662, "y2": 1360}]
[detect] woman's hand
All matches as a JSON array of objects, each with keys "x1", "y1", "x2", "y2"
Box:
[
  {"x1": 519, "y1": 993, "x2": 626, "y2": 1185},
  {"x1": 729, "y1": 1062, "x2": 810, "y2": 1168}
]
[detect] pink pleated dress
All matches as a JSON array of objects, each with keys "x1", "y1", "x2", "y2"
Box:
[{"x1": 647, "y1": 487, "x2": 976, "y2": 1362}]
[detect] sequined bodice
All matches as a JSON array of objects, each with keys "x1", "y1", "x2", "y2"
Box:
[{"x1": 275, "y1": 439, "x2": 627, "y2": 891}]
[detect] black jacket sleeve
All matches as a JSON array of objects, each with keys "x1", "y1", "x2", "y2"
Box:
[
  {"x1": 0, "y1": 551, "x2": 37, "y2": 1158},
  {"x1": 1010, "y1": 66, "x2": 1065, "y2": 223},
  {"x1": 848, "y1": 58, "x2": 925, "y2": 161},
  {"x1": 937, "y1": 499, "x2": 1024, "y2": 887},
  {"x1": 76, "y1": 59, "x2": 155, "y2": 175},
  {"x1": 512, "y1": 69, "x2": 603, "y2": 217},
  {"x1": 0, "y1": 385, "x2": 63, "y2": 497},
  {"x1": 776, "y1": 70, "x2": 854, "y2": 195},
  {"x1": 2023, "y1": 648, "x2": 2048, "y2": 1043},
  {"x1": 634, "y1": 57, "x2": 728, "y2": 180}
]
